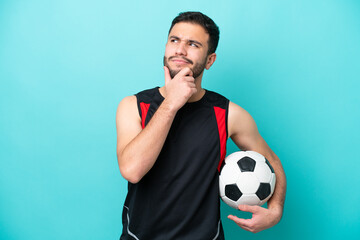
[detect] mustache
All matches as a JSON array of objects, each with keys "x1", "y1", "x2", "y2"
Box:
[{"x1": 168, "y1": 56, "x2": 193, "y2": 65}]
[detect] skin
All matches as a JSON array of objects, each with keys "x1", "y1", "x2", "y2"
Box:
[{"x1": 116, "y1": 22, "x2": 287, "y2": 233}]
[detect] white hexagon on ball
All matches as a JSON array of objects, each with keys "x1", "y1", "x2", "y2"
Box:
[
  {"x1": 237, "y1": 194, "x2": 261, "y2": 206},
  {"x1": 254, "y1": 162, "x2": 272, "y2": 183},
  {"x1": 236, "y1": 172, "x2": 260, "y2": 194}
]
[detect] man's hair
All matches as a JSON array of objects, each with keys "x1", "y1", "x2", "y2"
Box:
[{"x1": 168, "y1": 11, "x2": 220, "y2": 55}]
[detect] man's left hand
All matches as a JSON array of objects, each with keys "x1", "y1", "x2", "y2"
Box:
[{"x1": 227, "y1": 205, "x2": 282, "y2": 233}]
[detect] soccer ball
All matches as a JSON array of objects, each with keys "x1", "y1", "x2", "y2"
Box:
[{"x1": 219, "y1": 151, "x2": 276, "y2": 209}]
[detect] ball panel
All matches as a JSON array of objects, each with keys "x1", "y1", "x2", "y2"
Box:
[
  {"x1": 219, "y1": 161, "x2": 240, "y2": 184},
  {"x1": 221, "y1": 195, "x2": 239, "y2": 209},
  {"x1": 237, "y1": 194, "x2": 261, "y2": 206},
  {"x1": 237, "y1": 157, "x2": 256, "y2": 172},
  {"x1": 225, "y1": 151, "x2": 247, "y2": 164},
  {"x1": 260, "y1": 195, "x2": 271, "y2": 206},
  {"x1": 219, "y1": 177, "x2": 226, "y2": 197},
  {"x1": 270, "y1": 173, "x2": 276, "y2": 193},
  {"x1": 225, "y1": 184, "x2": 242, "y2": 201},
  {"x1": 236, "y1": 172, "x2": 260, "y2": 194},
  {"x1": 259, "y1": 174, "x2": 276, "y2": 204},
  {"x1": 256, "y1": 183, "x2": 271, "y2": 200},
  {"x1": 246, "y1": 151, "x2": 266, "y2": 163},
  {"x1": 254, "y1": 162, "x2": 272, "y2": 183}
]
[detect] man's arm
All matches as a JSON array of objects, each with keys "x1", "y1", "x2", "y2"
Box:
[
  {"x1": 116, "y1": 67, "x2": 196, "y2": 183},
  {"x1": 116, "y1": 95, "x2": 176, "y2": 183},
  {"x1": 226, "y1": 101, "x2": 287, "y2": 233}
]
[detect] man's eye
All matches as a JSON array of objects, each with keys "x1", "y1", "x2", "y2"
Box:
[
  {"x1": 170, "y1": 39, "x2": 178, "y2": 43},
  {"x1": 190, "y1": 43, "x2": 198, "y2": 47}
]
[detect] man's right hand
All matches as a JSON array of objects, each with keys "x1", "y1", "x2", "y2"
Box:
[{"x1": 163, "y1": 66, "x2": 197, "y2": 111}]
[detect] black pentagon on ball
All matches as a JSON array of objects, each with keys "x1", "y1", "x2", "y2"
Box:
[
  {"x1": 265, "y1": 159, "x2": 275, "y2": 173},
  {"x1": 256, "y1": 183, "x2": 271, "y2": 200},
  {"x1": 225, "y1": 184, "x2": 242, "y2": 201},
  {"x1": 237, "y1": 156, "x2": 256, "y2": 172}
]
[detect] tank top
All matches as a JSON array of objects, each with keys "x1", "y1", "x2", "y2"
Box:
[{"x1": 120, "y1": 87, "x2": 229, "y2": 240}]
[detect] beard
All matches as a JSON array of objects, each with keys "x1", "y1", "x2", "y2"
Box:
[{"x1": 163, "y1": 56, "x2": 207, "y2": 79}]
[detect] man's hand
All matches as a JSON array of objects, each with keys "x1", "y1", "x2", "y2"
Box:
[
  {"x1": 227, "y1": 205, "x2": 282, "y2": 233},
  {"x1": 163, "y1": 66, "x2": 197, "y2": 111}
]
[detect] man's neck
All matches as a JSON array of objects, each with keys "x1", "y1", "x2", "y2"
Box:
[
  {"x1": 187, "y1": 87, "x2": 205, "y2": 102},
  {"x1": 158, "y1": 85, "x2": 205, "y2": 102},
  {"x1": 188, "y1": 74, "x2": 205, "y2": 102},
  {"x1": 159, "y1": 72, "x2": 205, "y2": 103}
]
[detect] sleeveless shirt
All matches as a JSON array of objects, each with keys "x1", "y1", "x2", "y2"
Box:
[{"x1": 120, "y1": 87, "x2": 229, "y2": 240}]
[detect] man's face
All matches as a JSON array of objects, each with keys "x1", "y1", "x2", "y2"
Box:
[{"x1": 164, "y1": 22, "x2": 211, "y2": 79}]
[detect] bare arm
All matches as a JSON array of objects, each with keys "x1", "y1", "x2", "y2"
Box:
[
  {"x1": 227, "y1": 101, "x2": 287, "y2": 233},
  {"x1": 116, "y1": 67, "x2": 197, "y2": 183},
  {"x1": 116, "y1": 95, "x2": 177, "y2": 183}
]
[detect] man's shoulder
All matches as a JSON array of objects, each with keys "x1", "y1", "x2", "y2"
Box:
[
  {"x1": 117, "y1": 95, "x2": 137, "y2": 111},
  {"x1": 134, "y1": 87, "x2": 162, "y2": 102},
  {"x1": 120, "y1": 87, "x2": 159, "y2": 104},
  {"x1": 204, "y1": 89, "x2": 229, "y2": 108},
  {"x1": 135, "y1": 87, "x2": 159, "y2": 96}
]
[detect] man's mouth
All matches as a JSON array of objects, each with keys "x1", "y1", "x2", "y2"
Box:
[{"x1": 169, "y1": 56, "x2": 193, "y2": 65}]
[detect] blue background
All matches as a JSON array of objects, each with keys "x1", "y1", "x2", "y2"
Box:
[{"x1": 1, "y1": 0, "x2": 359, "y2": 239}]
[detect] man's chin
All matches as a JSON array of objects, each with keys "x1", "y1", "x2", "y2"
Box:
[{"x1": 168, "y1": 68, "x2": 181, "y2": 78}]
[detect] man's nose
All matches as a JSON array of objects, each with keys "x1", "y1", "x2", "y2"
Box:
[{"x1": 175, "y1": 42, "x2": 187, "y2": 56}]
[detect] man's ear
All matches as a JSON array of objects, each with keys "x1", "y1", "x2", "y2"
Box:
[{"x1": 205, "y1": 53, "x2": 217, "y2": 70}]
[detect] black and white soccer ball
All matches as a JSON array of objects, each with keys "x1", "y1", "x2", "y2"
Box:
[{"x1": 219, "y1": 151, "x2": 276, "y2": 209}]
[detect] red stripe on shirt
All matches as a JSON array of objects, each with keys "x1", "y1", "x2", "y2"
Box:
[
  {"x1": 140, "y1": 102, "x2": 150, "y2": 129},
  {"x1": 214, "y1": 106, "x2": 227, "y2": 172}
]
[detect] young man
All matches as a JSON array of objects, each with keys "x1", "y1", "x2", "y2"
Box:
[{"x1": 116, "y1": 12, "x2": 286, "y2": 239}]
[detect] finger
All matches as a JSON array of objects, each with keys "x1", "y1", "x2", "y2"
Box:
[
  {"x1": 189, "y1": 83, "x2": 196, "y2": 88},
  {"x1": 164, "y1": 66, "x2": 172, "y2": 83},
  {"x1": 186, "y1": 69, "x2": 193, "y2": 77},
  {"x1": 228, "y1": 215, "x2": 253, "y2": 231},
  {"x1": 238, "y1": 204, "x2": 260, "y2": 214},
  {"x1": 184, "y1": 76, "x2": 195, "y2": 83},
  {"x1": 228, "y1": 215, "x2": 251, "y2": 226},
  {"x1": 178, "y1": 67, "x2": 193, "y2": 77}
]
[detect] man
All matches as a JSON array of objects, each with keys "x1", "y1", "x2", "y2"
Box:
[{"x1": 116, "y1": 11, "x2": 286, "y2": 239}]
